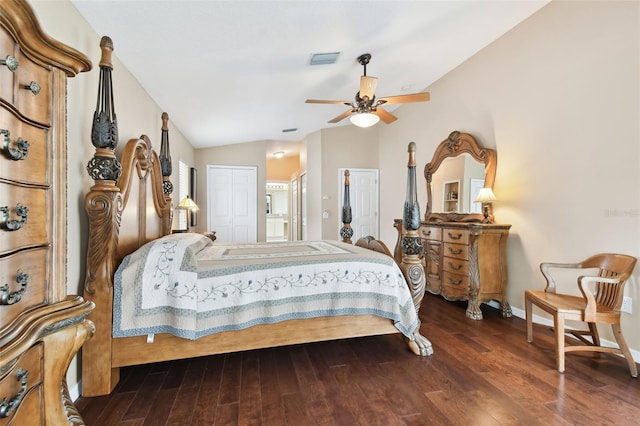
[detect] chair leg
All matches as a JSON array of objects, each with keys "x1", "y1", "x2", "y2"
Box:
[
  {"x1": 587, "y1": 322, "x2": 600, "y2": 346},
  {"x1": 555, "y1": 313, "x2": 565, "y2": 373},
  {"x1": 612, "y1": 323, "x2": 638, "y2": 378},
  {"x1": 525, "y1": 296, "x2": 533, "y2": 343}
]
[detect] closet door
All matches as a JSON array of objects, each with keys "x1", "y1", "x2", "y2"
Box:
[{"x1": 207, "y1": 165, "x2": 257, "y2": 242}]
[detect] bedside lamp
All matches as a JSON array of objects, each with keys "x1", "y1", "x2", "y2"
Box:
[
  {"x1": 178, "y1": 195, "x2": 199, "y2": 212},
  {"x1": 474, "y1": 188, "x2": 497, "y2": 224},
  {"x1": 174, "y1": 195, "x2": 199, "y2": 233}
]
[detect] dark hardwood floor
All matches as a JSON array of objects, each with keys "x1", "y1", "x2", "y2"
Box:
[{"x1": 75, "y1": 293, "x2": 640, "y2": 425}]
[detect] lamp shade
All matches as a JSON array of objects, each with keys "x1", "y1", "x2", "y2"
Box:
[
  {"x1": 474, "y1": 187, "x2": 497, "y2": 203},
  {"x1": 178, "y1": 195, "x2": 199, "y2": 211},
  {"x1": 350, "y1": 112, "x2": 380, "y2": 128}
]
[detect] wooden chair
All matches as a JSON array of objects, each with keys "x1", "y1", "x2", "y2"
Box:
[{"x1": 525, "y1": 253, "x2": 638, "y2": 376}]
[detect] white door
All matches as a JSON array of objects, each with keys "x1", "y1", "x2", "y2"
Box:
[
  {"x1": 207, "y1": 165, "x2": 257, "y2": 242},
  {"x1": 290, "y1": 176, "x2": 298, "y2": 241},
  {"x1": 338, "y1": 168, "x2": 379, "y2": 242}
]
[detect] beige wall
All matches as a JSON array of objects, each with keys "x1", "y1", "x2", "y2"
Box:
[
  {"x1": 319, "y1": 125, "x2": 380, "y2": 239},
  {"x1": 30, "y1": 0, "x2": 196, "y2": 396},
  {"x1": 379, "y1": 0, "x2": 639, "y2": 346},
  {"x1": 27, "y1": 0, "x2": 640, "y2": 396}
]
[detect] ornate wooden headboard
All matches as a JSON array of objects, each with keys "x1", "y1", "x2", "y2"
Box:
[{"x1": 114, "y1": 135, "x2": 173, "y2": 262}]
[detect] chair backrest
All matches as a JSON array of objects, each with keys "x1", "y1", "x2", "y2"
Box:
[{"x1": 579, "y1": 253, "x2": 637, "y2": 308}]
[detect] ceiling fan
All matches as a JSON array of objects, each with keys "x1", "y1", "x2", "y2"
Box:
[{"x1": 305, "y1": 53, "x2": 430, "y2": 127}]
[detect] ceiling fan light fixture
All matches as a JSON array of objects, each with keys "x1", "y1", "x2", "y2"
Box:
[{"x1": 350, "y1": 112, "x2": 379, "y2": 128}]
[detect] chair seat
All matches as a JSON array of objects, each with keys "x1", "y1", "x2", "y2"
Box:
[{"x1": 525, "y1": 289, "x2": 617, "y2": 323}]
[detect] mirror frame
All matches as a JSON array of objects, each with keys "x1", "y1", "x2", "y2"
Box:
[{"x1": 424, "y1": 131, "x2": 497, "y2": 223}]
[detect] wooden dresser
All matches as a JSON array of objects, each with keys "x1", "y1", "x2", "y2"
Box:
[
  {"x1": 0, "y1": 1, "x2": 94, "y2": 424},
  {"x1": 394, "y1": 131, "x2": 513, "y2": 320},
  {"x1": 395, "y1": 220, "x2": 511, "y2": 320}
]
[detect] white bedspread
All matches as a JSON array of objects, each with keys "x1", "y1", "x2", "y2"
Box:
[{"x1": 113, "y1": 234, "x2": 418, "y2": 340}]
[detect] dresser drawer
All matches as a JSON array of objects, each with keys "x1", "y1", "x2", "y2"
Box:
[
  {"x1": 0, "y1": 109, "x2": 49, "y2": 185},
  {"x1": 443, "y1": 228, "x2": 469, "y2": 245},
  {"x1": 442, "y1": 256, "x2": 469, "y2": 276},
  {"x1": 0, "y1": 248, "x2": 48, "y2": 332},
  {"x1": 443, "y1": 242, "x2": 468, "y2": 260},
  {"x1": 0, "y1": 183, "x2": 48, "y2": 253},
  {"x1": 13, "y1": 50, "x2": 51, "y2": 126},
  {"x1": 419, "y1": 226, "x2": 441, "y2": 241},
  {"x1": 0, "y1": 343, "x2": 43, "y2": 425},
  {"x1": 0, "y1": 32, "x2": 14, "y2": 106},
  {"x1": 442, "y1": 271, "x2": 469, "y2": 297},
  {"x1": 4, "y1": 385, "x2": 41, "y2": 425}
]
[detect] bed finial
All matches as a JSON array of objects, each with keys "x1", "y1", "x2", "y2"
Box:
[
  {"x1": 340, "y1": 169, "x2": 353, "y2": 243},
  {"x1": 99, "y1": 36, "x2": 114, "y2": 69},
  {"x1": 399, "y1": 142, "x2": 433, "y2": 357},
  {"x1": 159, "y1": 112, "x2": 173, "y2": 196},
  {"x1": 87, "y1": 35, "x2": 120, "y2": 187}
]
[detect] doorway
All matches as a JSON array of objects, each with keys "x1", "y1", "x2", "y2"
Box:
[
  {"x1": 206, "y1": 165, "x2": 257, "y2": 242},
  {"x1": 266, "y1": 181, "x2": 289, "y2": 242}
]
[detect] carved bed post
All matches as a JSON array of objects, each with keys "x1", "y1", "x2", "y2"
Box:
[
  {"x1": 159, "y1": 112, "x2": 173, "y2": 199},
  {"x1": 82, "y1": 36, "x2": 123, "y2": 396},
  {"x1": 400, "y1": 142, "x2": 433, "y2": 356},
  {"x1": 340, "y1": 169, "x2": 353, "y2": 243}
]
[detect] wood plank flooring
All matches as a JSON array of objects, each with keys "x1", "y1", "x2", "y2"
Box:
[{"x1": 75, "y1": 294, "x2": 640, "y2": 425}]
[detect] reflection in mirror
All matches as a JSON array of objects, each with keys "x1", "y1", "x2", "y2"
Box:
[
  {"x1": 431, "y1": 154, "x2": 486, "y2": 213},
  {"x1": 424, "y1": 131, "x2": 497, "y2": 223}
]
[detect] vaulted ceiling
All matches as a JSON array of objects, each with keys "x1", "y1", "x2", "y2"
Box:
[{"x1": 71, "y1": 0, "x2": 549, "y2": 154}]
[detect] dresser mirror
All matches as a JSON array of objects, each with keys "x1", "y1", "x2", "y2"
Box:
[{"x1": 424, "y1": 131, "x2": 497, "y2": 223}]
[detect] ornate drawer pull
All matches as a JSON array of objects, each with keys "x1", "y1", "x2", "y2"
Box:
[
  {"x1": 23, "y1": 81, "x2": 40, "y2": 95},
  {"x1": 0, "y1": 204, "x2": 29, "y2": 231},
  {"x1": 447, "y1": 232, "x2": 463, "y2": 240},
  {"x1": 1, "y1": 129, "x2": 29, "y2": 161},
  {"x1": 0, "y1": 55, "x2": 19, "y2": 72},
  {"x1": 0, "y1": 369, "x2": 28, "y2": 419},
  {"x1": 448, "y1": 262, "x2": 463, "y2": 271},
  {"x1": 448, "y1": 247, "x2": 463, "y2": 255},
  {"x1": 448, "y1": 278, "x2": 463, "y2": 285},
  {"x1": 1, "y1": 271, "x2": 28, "y2": 305}
]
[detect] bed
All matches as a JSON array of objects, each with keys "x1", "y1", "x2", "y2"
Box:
[{"x1": 81, "y1": 42, "x2": 431, "y2": 396}]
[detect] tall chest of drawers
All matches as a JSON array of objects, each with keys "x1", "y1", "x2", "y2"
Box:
[
  {"x1": 0, "y1": 1, "x2": 94, "y2": 424},
  {"x1": 395, "y1": 220, "x2": 511, "y2": 320}
]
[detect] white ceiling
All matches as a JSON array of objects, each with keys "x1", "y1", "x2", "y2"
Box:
[{"x1": 70, "y1": 0, "x2": 548, "y2": 154}]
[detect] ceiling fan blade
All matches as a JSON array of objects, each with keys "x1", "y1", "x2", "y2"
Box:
[
  {"x1": 373, "y1": 108, "x2": 397, "y2": 124},
  {"x1": 328, "y1": 109, "x2": 354, "y2": 124},
  {"x1": 359, "y1": 75, "x2": 378, "y2": 99},
  {"x1": 378, "y1": 92, "x2": 430, "y2": 105},
  {"x1": 306, "y1": 99, "x2": 351, "y2": 105}
]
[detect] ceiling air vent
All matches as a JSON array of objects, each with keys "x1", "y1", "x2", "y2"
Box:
[{"x1": 309, "y1": 52, "x2": 340, "y2": 66}]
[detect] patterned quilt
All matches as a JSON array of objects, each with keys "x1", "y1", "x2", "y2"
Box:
[{"x1": 113, "y1": 234, "x2": 418, "y2": 340}]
